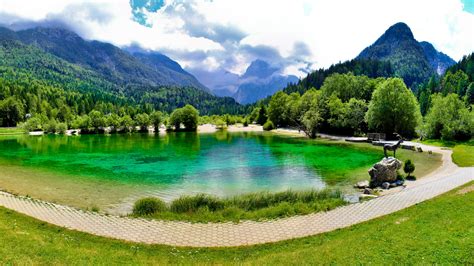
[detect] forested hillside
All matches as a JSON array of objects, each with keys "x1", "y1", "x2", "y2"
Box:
[
  {"x1": 282, "y1": 59, "x2": 394, "y2": 95},
  {"x1": 0, "y1": 29, "x2": 247, "y2": 128}
]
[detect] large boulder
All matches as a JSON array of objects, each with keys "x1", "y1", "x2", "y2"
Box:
[{"x1": 368, "y1": 157, "x2": 402, "y2": 187}]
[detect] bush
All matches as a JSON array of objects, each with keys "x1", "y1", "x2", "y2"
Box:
[
  {"x1": 396, "y1": 171, "x2": 405, "y2": 181},
  {"x1": 243, "y1": 119, "x2": 249, "y2": 127},
  {"x1": 263, "y1": 120, "x2": 275, "y2": 131},
  {"x1": 56, "y1": 122, "x2": 68, "y2": 134},
  {"x1": 132, "y1": 198, "x2": 167, "y2": 216},
  {"x1": 22, "y1": 117, "x2": 42, "y2": 132},
  {"x1": 228, "y1": 189, "x2": 341, "y2": 211},
  {"x1": 170, "y1": 194, "x2": 224, "y2": 213},
  {"x1": 404, "y1": 159, "x2": 415, "y2": 178},
  {"x1": 422, "y1": 94, "x2": 473, "y2": 141},
  {"x1": 44, "y1": 119, "x2": 58, "y2": 133}
]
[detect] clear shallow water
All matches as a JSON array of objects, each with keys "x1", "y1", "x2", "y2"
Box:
[{"x1": 0, "y1": 132, "x2": 381, "y2": 212}]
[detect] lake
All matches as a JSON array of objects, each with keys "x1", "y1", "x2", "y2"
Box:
[{"x1": 0, "y1": 132, "x2": 381, "y2": 214}]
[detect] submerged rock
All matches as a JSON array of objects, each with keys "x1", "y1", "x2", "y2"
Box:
[{"x1": 368, "y1": 157, "x2": 402, "y2": 187}]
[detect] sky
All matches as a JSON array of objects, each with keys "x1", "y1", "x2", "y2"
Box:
[{"x1": 0, "y1": 0, "x2": 473, "y2": 86}]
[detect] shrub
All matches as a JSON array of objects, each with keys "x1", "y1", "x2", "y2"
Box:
[
  {"x1": 56, "y1": 122, "x2": 68, "y2": 134},
  {"x1": 396, "y1": 171, "x2": 405, "y2": 181},
  {"x1": 404, "y1": 159, "x2": 415, "y2": 179},
  {"x1": 263, "y1": 120, "x2": 275, "y2": 131},
  {"x1": 44, "y1": 119, "x2": 58, "y2": 133},
  {"x1": 170, "y1": 194, "x2": 224, "y2": 213},
  {"x1": 22, "y1": 117, "x2": 42, "y2": 132},
  {"x1": 133, "y1": 197, "x2": 167, "y2": 216},
  {"x1": 243, "y1": 119, "x2": 249, "y2": 127},
  {"x1": 422, "y1": 94, "x2": 473, "y2": 140},
  {"x1": 229, "y1": 189, "x2": 341, "y2": 211},
  {"x1": 215, "y1": 118, "x2": 226, "y2": 129}
]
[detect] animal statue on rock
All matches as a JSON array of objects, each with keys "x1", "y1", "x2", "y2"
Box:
[{"x1": 384, "y1": 133, "x2": 404, "y2": 158}]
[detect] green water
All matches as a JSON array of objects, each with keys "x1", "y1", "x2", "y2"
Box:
[{"x1": 0, "y1": 132, "x2": 381, "y2": 211}]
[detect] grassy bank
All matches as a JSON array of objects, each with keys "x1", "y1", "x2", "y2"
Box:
[
  {"x1": 1, "y1": 182, "x2": 472, "y2": 264},
  {"x1": 132, "y1": 189, "x2": 346, "y2": 223},
  {"x1": 307, "y1": 138, "x2": 442, "y2": 184},
  {"x1": 0, "y1": 127, "x2": 24, "y2": 135},
  {"x1": 452, "y1": 145, "x2": 474, "y2": 167},
  {"x1": 419, "y1": 139, "x2": 474, "y2": 167}
]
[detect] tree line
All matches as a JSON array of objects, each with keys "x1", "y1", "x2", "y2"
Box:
[{"x1": 255, "y1": 72, "x2": 473, "y2": 141}]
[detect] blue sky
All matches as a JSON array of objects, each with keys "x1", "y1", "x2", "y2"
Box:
[
  {"x1": 130, "y1": 0, "x2": 165, "y2": 26},
  {"x1": 0, "y1": 0, "x2": 472, "y2": 90},
  {"x1": 462, "y1": 0, "x2": 474, "y2": 13}
]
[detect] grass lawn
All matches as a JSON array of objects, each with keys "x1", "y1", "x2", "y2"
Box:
[
  {"x1": 0, "y1": 127, "x2": 25, "y2": 135},
  {"x1": 313, "y1": 139, "x2": 442, "y2": 183},
  {"x1": 419, "y1": 139, "x2": 474, "y2": 167},
  {"x1": 1, "y1": 182, "x2": 472, "y2": 264},
  {"x1": 452, "y1": 145, "x2": 474, "y2": 167}
]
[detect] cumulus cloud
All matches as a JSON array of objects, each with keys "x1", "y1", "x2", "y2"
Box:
[{"x1": 0, "y1": 0, "x2": 472, "y2": 91}]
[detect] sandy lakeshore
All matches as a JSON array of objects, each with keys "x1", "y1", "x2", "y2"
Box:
[{"x1": 198, "y1": 124, "x2": 263, "y2": 133}]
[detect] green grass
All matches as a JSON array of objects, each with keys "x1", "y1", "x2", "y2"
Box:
[
  {"x1": 452, "y1": 145, "x2": 474, "y2": 167},
  {"x1": 419, "y1": 139, "x2": 474, "y2": 167},
  {"x1": 1, "y1": 182, "x2": 472, "y2": 264},
  {"x1": 312, "y1": 139, "x2": 443, "y2": 183},
  {"x1": 133, "y1": 190, "x2": 346, "y2": 223},
  {"x1": 0, "y1": 127, "x2": 25, "y2": 135}
]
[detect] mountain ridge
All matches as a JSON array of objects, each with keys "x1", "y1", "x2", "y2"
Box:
[
  {"x1": 357, "y1": 22, "x2": 455, "y2": 87},
  {"x1": 0, "y1": 26, "x2": 208, "y2": 91}
]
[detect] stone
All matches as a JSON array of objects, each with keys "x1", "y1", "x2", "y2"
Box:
[
  {"x1": 382, "y1": 182, "x2": 390, "y2": 189},
  {"x1": 368, "y1": 157, "x2": 402, "y2": 187},
  {"x1": 355, "y1": 180, "x2": 370, "y2": 189},
  {"x1": 395, "y1": 180, "x2": 404, "y2": 186},
  {"x1": 389, "y1": 182, "x2": 397, "y2": 188},
  {"x1": 363, "y1": 188, "x2": 373, "y2": 194},
  {"x1": 359, "y1": 194, "x2": 378, "y2": 200}
]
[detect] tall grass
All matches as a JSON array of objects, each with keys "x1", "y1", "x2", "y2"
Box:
[{"x1": 132, "y1": 189, "x2": 345, "y2": 222}]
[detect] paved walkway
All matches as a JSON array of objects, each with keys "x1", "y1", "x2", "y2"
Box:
[{"x1": 0, "y1": 148, "x2": 472, "y2": 247}]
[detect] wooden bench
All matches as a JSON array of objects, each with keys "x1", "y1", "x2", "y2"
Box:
[{"x1": 367, "y1": 133, "x2": 386, "y2": 142}]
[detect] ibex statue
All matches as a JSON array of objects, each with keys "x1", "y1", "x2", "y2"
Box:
[{"x1": 384, "y1": 133, "x2": 403, "y2": 158}]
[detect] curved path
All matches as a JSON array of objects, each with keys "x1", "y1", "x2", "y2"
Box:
[{"x1": 0, "y1": 146, "x2": 472, "y2": 247}]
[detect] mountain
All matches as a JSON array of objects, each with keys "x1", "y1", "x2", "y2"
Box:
[
  {"x1": 419, "y1": 41, "x2": 456, "y2": 75},
  {"x1": 206, "y1": 60, "x2": 297, "y2": 104},
  {"x1": 241, "y1": 59, "x2": 279, "y2": 79},
  {"x1": 0, "y1": 26, "x2": 244, "y2": 115},
  {"x1": 0, "y1": 26, "x2": 207, "y2": 90},
  {"x1": 357, "y1": 22, "x2": 455, "y2": 87}
]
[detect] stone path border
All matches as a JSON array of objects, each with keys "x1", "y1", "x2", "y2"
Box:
[{"x1": 0, "y1": 146, "x2": 472, "y2": 247}]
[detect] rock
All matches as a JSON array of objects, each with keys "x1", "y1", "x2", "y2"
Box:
[
  {"x1": 416, "y1": 146, "x2": 423, "y2": 152},
  {"x1": 355, "y1": 180, "x2": 370, "y2": 189},
  {"x1": 363, "y1": 188, "x2": 373, "y2": 194},
  {"x1": 368, "y1": 157, "x2": 402, "y2": 187},
  {"x1": 343, "y1": 194, "x2": 360, "y2": 203},
  {"x1": 360, "y1": 194, "x2": 378, "y2": 199},
  {"x1": 389, "y1": 182, "x2": 397, "y2": 188},
  {"x1": 382, "y1": 182, "x2": 390, "y2": 189},
  {"x1": 395, "y1": 180, "x2": 404, "y2": 186}
]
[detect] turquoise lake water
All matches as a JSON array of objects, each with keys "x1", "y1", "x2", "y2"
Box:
[{"x1": 0, "y1": 132, "x2": 381, "y2": 210}]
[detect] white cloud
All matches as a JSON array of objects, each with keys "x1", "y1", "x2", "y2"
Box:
[{"x1": 0, "y1": 0, "x2": 472, "y2": 81}]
